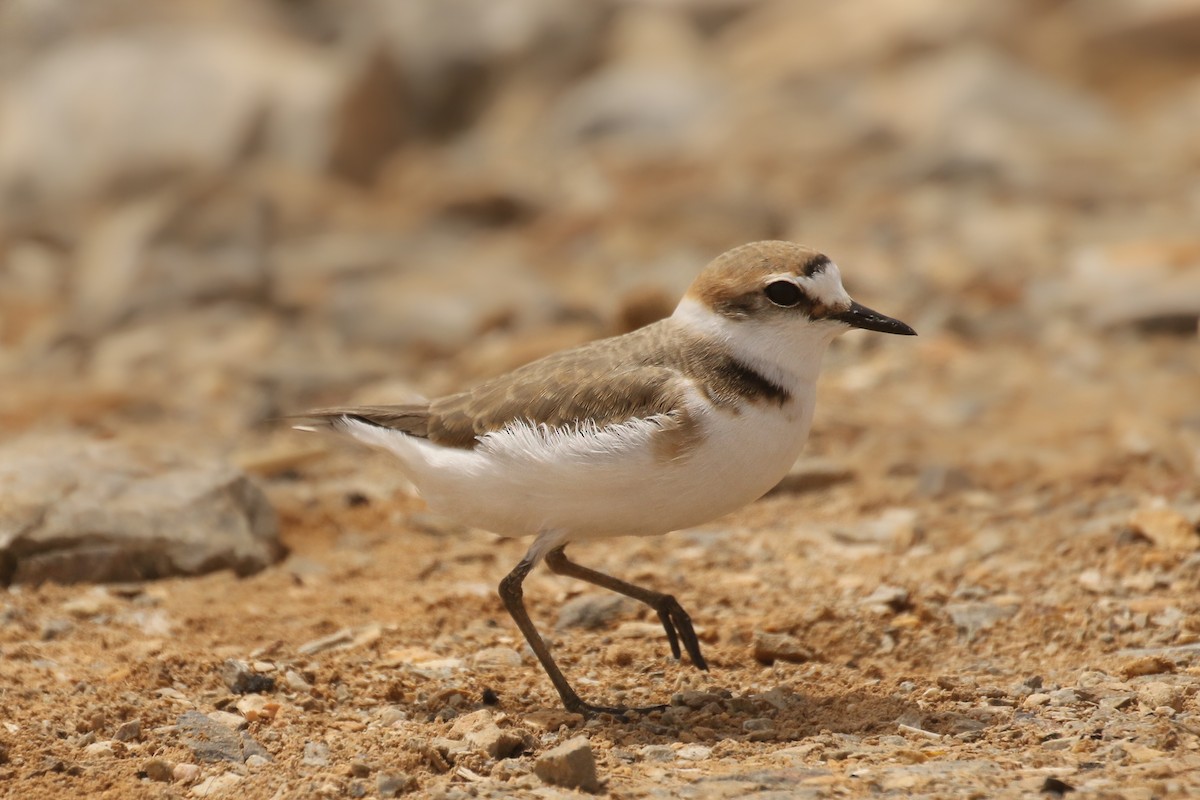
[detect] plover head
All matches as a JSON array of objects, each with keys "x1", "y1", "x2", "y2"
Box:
[{"x1": 672, "y1": 240, "x2": 915, "y2": 378}]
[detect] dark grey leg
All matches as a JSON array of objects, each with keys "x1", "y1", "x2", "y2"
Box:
[
  {"x1": 544, "y1": 545, "x2": 708, "y2": 670},
  {"x1": 499, "y1": 555, "x2": 639, "y2": 716}
]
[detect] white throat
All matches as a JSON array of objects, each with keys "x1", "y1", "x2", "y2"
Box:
[{"x1": 671, "y1": 296, "x2": 836, "y2": 393}]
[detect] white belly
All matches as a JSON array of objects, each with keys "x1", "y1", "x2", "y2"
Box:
[{"x1": 355, "y1": 388, "x2": 817, "y2": 542}]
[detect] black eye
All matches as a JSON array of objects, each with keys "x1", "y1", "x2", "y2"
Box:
[{"x1": 764, "y1": 280, "x2": 803, "y2": 307}]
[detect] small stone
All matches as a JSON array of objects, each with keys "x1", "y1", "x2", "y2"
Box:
[
  {"x1": 176, "y1": 710, "x2": 269, "y2": 764},
  {"x1": 752, "y1": 631, "x2": 814, "y2": 665},
  {"x1": 220, "y1": 659, "x2": 276, "y2": 695},
  {"x1": 449, "y1": 709, "x2": 528, "y2": 759},
  {"x1": 378, "y1": 706, "x2": 408, "y2": 727},
  {"x1": 555, "y1": 594, "x2": 633, "y2": 630},
  {"x1": 677, "y1": 744, "x2": 712, "y2": 761},
  {"x1": 1121, "y1": 655, "x2": 1175, "y2": 678},
  {"x1": 245, "y1": 754, "x2": 271, "y2": 770},
  {"x1": 298, "y1": 628, "x2": 354, "y2": 655},
  {"x1": 1023, "y1": 693, "x2": 1051, "y2": 708},
  {"x1": 470, "y1": 646, "x2": 523, "y2": 670},
  {"x1": 83, "y1": 741, "x2": 116, "y2": 758},
  {"x1": 520, "y1": 709, "x2": 583, "y2": 732},
  {"x1": 534, "y1": 736, "x2": 601, "y2": 793},
  {"x1": 142, "y1": 757, "x2": 174, "y2": 782},
  {"x1": 40, "y1": 618, "x2": 74, "y2": 641},
  {"x1": 1048, "y1": 688, "x2": 1079, "y2": 706},
  {"x1": 62, "y1": 588, "x2": 117, "y2": 618},
  {"x1": 376, "y1": 771, "x2": 414, "y2": 797},
  {"x1": 349, "y1": 758, "x2": 372, "y2": 778},
  {"x1": 192, "y1": 773, "x2": 243, "y2": 796},
  {"x1": 742, "y1": 717, "x2": 777, "y2": 741},
  {"x1": 234, "y1": 694, "x2": 280, "y2": 722},
  {"x1": 1129, "y1": 505, "x2": 1199, "y2": 551},
  {"x1": 916, "y1": 465, "x2": 974, "y2": 496},
  {"x1": 302, "y1": 741, "x2": 331, "y2": 767},
  {"x1": 1137, "y1": 682, "x2": 1183, "y2": 711},
  {"x1": 946, "y1": 601, "x2": 1019, "y2": 639},
  {"x1": 284, "y1": 670, "x2": 313, "y2": 692},
  {"x1": 862, "y1": 585, "x2": 912, "y2": 613},
  {"x1": 207, "y1": 711, "x2": 248, "y2": 731},
  {"x1": 639, "y1": 744, "x2": 675, "y2": 762},
  {"x1": 113, "y1": 719, "x2": 141, "y2": 742},
  {"x1": 173, "y1": 763, "x2": 200, "y2": 783}
]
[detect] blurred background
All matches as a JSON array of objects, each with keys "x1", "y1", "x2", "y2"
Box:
[
  {"x1": 0, "y1": 0, "x2": 1197, "y2": 473},
  {"x1": 2, "y1": 5, "x2": 1200, "y2": 792}
]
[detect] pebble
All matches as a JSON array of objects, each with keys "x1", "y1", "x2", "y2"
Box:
[
  {"x1": 142, "y1": 757, "x2": 174, "y2": 782},
  {"x1": 1023, "y1": 693, "x2": 1051, "y2": 708},
  {"x1": 376, "y1": 771, "x2": 414, "y2": 797},
  {"x1": 1129, "y1": 504, "x2": 1200, "y2": 551},
  {"x1": 173, "y1": 763, "x2": 200, "y2": 783},
  {"x1": 470, "y1": 646, "x2": 524, "y2": 669},
  {"x1": 639, "y1": 744, "x2": 675, "y2": 762},
  {"x1": 234, "y1": 694, "x2": 280, "y2": 722},
  {"x1": 298, "y1": 628, "x2": 355, "y2": 655},
  {"x1": 245, "y1": 754, "x2": 271, "y2": 770},
  {"x1": 378, "y1": 706, "x2": 408, "y2": 727},
  {"x1": 448, "y1": 709, "x2": 529, "y2": 759},
  {"x1": 555, "y1": 593, "x2": 632, "y2": 630},
  {"x1": 191, "y1": 773, "x2": 243, "y2": 796},
  {"x1": 284, "y1": 669, "x2": 313, "y2": 692},
  {"x1": 220, "y1": 658, "x2": 276, "y2": 695},
  {"x1": 861, "y1": 585, "x2": 912, "y2": 613},
  {"x1": 753, "y1": 631, "x2": 815, "y2": 665},
  {"x1": 534, "y1": 736, "x2": 601, "y2": 793},
  {"x1": 302, "y1": 741, "x2": 331, "y2": 767},
  {"x1": 1137, "y1": 682, "x2": 1183, "y2": 711},
  {"x1": 1121, "y1": 655, "x2": 1175, "y2": 678},
  {"x1": 207, "y1": 711, "x2": 248, "y2": 731},
  {"x1": 677, "y1": 744, "x2": 712, "y2": 761},
  {"x1": 175, "y1": 710, "x2": 270, "y2": 764},
  {"x1": 113, "y1": 719, "x2": 141, "y2": 742},
  {"x1": 82, "y1": 741, "x2": 117, "y2": 758},
  {"x1": 945, "y1": 601, "x2": 1018, "y2": 638}
]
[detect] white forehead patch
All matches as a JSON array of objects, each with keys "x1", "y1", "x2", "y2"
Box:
[{"x1": 800, "y1": 261, "x2": 852, "y2": 308}]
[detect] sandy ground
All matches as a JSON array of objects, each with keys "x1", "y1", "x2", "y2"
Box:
[
  {"x1": 2, "y1": 328, "x2": 1198, "y2": 799},
  {"x1": 2, "y1": 2, "x2": 1200, "y2": 797}
]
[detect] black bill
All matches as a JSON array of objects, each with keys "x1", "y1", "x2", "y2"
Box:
[{"x1": 832, "y1": 301, "x2": 916, "y2": 336}]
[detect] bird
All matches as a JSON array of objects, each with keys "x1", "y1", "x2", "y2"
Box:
[{"x1": 297, "y1": 240, "x2": 915, "y2": 716}]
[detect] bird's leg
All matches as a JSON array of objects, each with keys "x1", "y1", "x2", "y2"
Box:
[
  {"x1": 499, "y1": 555, "x2": 638, "y2": 716},
  {"x1": 544, "y1": 545, "x2": 708, "y2": 671}
]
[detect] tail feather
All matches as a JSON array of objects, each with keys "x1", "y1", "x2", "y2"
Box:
[{"x1": 293, "y1": 404, "x2": 431, "y2": 439}]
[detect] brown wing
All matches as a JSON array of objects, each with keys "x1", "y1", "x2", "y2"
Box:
[{"x1": 305, "y1": 323, "x2": 692, "y2": 450}]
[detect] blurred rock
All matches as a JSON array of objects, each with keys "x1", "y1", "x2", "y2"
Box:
[
  {"x1": 753, "y1": 631, "x2": 815, "y2": 665},
  {"x1": 0, "y1": 436, "x2": 282, "y2": 585},
  {"x1": 1059, "y1": 241, "x2": 1200, "y2": 332},
  {"x1": 1128, "y1": 502, "x2": 1200, "y2": 551},
  {"x1": 176, "y1": 711, "x2": 269, "y2": 765},
  {"x1": 946, "y1": 601, "x2": 1018, "y2": 640},
  {"x1": 1083, "y1": 0, "x2": 1200, "y2": 50},
  {"x1": 366, "y1": 0, "x2": 605, "y2": 137},
  {"x1": 0, "y1": 28, "x2": 339, "y2": 224},
  {"x1": 448, "y1": 709, "x2": 529, "y2": 759},
  {"x1": 534, "y1": 736, "x2": 600, "y2": 793},
  {"x1": 550, "y1": 6, "x2": 727, "y2": 156},
  {"x1": 864, "y1": 45, "x2": 1119, "y2": 176},
  {"x1": 556, "y1": 593, "x2": 633, "y2": 630}
]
